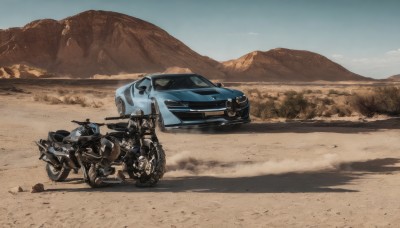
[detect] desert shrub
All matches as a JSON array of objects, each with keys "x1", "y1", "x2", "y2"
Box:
[
  {"x1": 260, "y1": 100, "x2": 279, "y2": 119},
  {"x1": 57, "y1": 89, "x2": 69, "y2": 96},
  {"x1": 33, "y1": 93, "x2": 104, "y2": 108},
  {"x1": 283, "y1": 90, "x2": 298, "y2": 97},
  {"x1": 328, "y1": 89, "x2": 350, "y2": 96},
  {"x1": 90, "y1": 101, "x2": 104, "y2": 108},
  {"x1": 278, "y1": 92, "x2": 309, "y2": 119},
  {"x1": 320, "y1": 97, "x2": 334, "y2": 105},
  {"x1": 64, "y1": 95, "x2": 87, "y2": 107},
  {"x1": 328, "y1": 89, "x2": 340, "y2": 95},
  {"x1": 247, "y1": 88, "x2": 263, "y2": 98},
  {"x1": 330, "y1": 105, "x2": 352, "y2": 117},
  {"x1": 33, "y1": 94, "x2": 61, "y2": 104},
  {"x1": 250, "y1": 99, "x2": 278, "y2": 120},
  {"x1": 352, "y1": 87, "x2": 400, "y2": 117}
]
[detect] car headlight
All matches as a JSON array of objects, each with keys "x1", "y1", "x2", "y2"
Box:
[
  {"x1": 164, "y1": 100, "x2": 189, "y2": 108},
  {"x1": 236, "y1": 95, "x2": 248, "y2": 104}
]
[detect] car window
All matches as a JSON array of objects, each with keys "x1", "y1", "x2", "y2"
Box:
[
  {"x1": 135, "y1": 78, "x2": 151, "y2": 91},
  {"x1": 190, "y1": 76, "x2": 209, "y2": 87},
  {"x1": 153, "y1": 75, "x2": 214, "y2": 90}
]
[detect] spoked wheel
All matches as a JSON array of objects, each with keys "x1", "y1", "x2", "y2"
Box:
[
  {"x1": 135, "y1": 143, "x2": 166, "y2": 187},
  {"x1": 45, "y1": 163, "x2": 70, "y2": 182}
]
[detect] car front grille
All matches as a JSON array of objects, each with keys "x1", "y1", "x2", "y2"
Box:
[
  {"x1": 172, "y1": 112, "x2": 225, "y2": 121},
  {"x1": 188, "y1": 100, "x2": 226, "y2": 110}
]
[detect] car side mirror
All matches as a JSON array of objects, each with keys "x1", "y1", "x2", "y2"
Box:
[
  {"x1": 138, "y1": 86, "x2": 147, "y2": 94},
  {"x1": 216, "y1": 83, "x2": 223, "y2": 88}
]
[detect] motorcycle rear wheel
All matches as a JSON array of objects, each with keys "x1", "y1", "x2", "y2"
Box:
[
  {"x1": 46, "y1": 163, "x2": 70, "y2": 182},
  {"x1": 87, "y1": 164, "x2": 109, "y2": 188}
]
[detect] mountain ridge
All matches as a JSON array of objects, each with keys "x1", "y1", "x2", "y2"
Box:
[{"x1": 0, "y1": 10, "x2": 371, "y2": 81}]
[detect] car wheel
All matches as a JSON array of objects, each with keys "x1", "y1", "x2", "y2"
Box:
[
  {"x1": 116, "y1": 98, "x2": 126, "y2": 116},
  {"x1": 152, "y1": 101, "x2": 166, "y2": 132}
]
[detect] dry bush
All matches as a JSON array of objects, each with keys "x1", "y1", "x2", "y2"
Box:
[
  {"x1": 252, "y1": 92, "x2": 314, "y2": 119},
  {"x1": 246, "y1": 88, "x2": 262, "y2": 98},
  {"x1": 352, "y1": 86, "x2": 400, "y2": 117},
  {"x1": 33, "y1": 93, "x2": 103, "y2": 108},
  {"x1": 328, "y1": 89, "x2": 350, "y2": 96},
  {"x1": 279, "y1": 92, "x2": 310, "y2": 119},
  {"x1": 63, "y1": 95, "x2": 87, "y2": 107},
  {"x1": 56, "y1": 89, "x2": 69, "y2": 96},
  {"x1": 329, "y1": 105, "x2": 352, "y2": 117},
  {"x1": 321, "y1": 97, "x2": 334, "y2": 105},
  {"x1": 33, "y1": 94, "x2": 62, "y2": 104},
  {"x1": 90, "y1": 101, "x2": 104, "y2": 108},
  {"x1": 250, "y1": 99, "x2": 279, "y2": 120},
  {"x1": 328, "y1": 89, "x2": 340, "y2": 95}
]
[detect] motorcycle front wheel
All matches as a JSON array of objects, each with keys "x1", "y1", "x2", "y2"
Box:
[
  {"x1": 135, "y1": 143, "x2": 166, "y2": 187},
  {"x1": 45, "y1": 163, "x2": 70, "y2": 181}
]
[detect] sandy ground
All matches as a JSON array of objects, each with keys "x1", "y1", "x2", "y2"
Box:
[{"x1": 1, "y1": 82, "x2": 400, "y2": 227}]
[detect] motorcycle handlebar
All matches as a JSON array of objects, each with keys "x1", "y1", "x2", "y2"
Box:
[
  {"x1": 104, "y1": 115, "x2": 130, "y2": 120},
  {"x1": 71, "y1": 120, "x2": 105, "y2": 126}
]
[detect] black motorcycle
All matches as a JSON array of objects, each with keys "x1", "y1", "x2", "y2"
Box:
[
  {"x1": 105, "y1": 109, "x2": 166, "y2": 187},
  {"x1": 35, "y1": 119, "x2": 121, "y2": 187}
]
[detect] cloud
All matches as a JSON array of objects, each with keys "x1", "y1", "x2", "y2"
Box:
[
  {"x1": 386, "y1": 48, "x2": 400, "y2": 56},
  {"x1": 331, "y1": 50, "x2": 400, "y2": 78},
  {"x1": 331, "y1": 54, "x2": 344, "y2": 59}
]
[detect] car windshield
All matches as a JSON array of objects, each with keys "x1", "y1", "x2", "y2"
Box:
[{"x1": 153, "y1": 75, "x2": 215, "y2": 91}]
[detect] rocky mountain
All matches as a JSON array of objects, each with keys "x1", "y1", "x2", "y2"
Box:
[
  {"x1": 0, "y1": 10, "x2": 224, "y2": 79},
  {"x1": 0, "y1": 10, "x2": 370, "y2": 81},
  {"x1": 0, "y1": 64, "x2": 53, "y2": 79},
  {"x1": 223, "y1": 48, "x2": 369, "y2": 81}
]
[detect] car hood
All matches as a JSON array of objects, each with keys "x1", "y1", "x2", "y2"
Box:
[{"x1": 155, "y1": 87, "x2": 243, "y2": 102}]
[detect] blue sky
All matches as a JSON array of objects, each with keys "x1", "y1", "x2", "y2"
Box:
[{"x1": 0, "y1": 0, "x2": 399, "y2": 78}]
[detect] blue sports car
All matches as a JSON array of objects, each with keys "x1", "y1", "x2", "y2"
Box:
[{"x1": 114, "y1": 73, "x2": 250, "y2": 130}]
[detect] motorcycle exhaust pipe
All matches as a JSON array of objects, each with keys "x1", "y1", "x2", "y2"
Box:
[
  {"x1": 48, "y1": 147, "x2": 80, "y2": 170},
  {"x1": 35, "y1": 141, "x2": 61, "y2": 167}
]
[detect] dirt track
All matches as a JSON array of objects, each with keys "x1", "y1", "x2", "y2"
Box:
[{"x1": 1, "y1": 83, "x2": 400, "y2": 227}]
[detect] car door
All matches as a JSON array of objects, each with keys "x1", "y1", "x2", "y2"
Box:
[{"x1": 132, "y1": 78, "x2": 152, "y2": 114}]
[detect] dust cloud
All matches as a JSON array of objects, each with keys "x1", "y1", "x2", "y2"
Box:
[{"x1": 166, "y1": 151, "x2": 373, "y2": 178}]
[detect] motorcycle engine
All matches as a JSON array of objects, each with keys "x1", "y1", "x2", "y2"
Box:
[{"x1": 100, "y1": 137, "x2": 121, "y2": 164}]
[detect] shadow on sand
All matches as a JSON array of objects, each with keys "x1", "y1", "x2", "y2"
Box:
[
  {"x1": 166, "y1": 118, "x2": 400, "y2": 135},
  {"x1": 46, "y1": 158, "x2": 400, "y2": 194}
]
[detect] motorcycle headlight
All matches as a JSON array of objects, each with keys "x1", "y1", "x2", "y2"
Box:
[
  {"x1": 236, "y1": 95, "x2": 248, "y2": 104},
  {"x1": 164, "y1": 100, "x2": 189, "y2": 108}
]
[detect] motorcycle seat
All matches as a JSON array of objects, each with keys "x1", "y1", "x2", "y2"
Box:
[
  {"x1": 63, "y1": 134, "x2": 98, "y2": 144},
  {"x1": 107, "y1": 122, "x2": 128, "y2": 132},
  {"x1": 48, "y1": 130, "x2": 70, "y2": 143}
]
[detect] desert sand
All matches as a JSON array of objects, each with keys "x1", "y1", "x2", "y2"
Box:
[{"x1": 1, "y1": 80, "x2": 400, "y2": 227}]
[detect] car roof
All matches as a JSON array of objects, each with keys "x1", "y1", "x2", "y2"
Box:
[{"x1": 145, "y1": 73, "x2": 199, "y2": 79}]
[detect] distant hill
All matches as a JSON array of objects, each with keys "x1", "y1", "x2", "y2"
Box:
[
  {"x1": 0, "y1": 10, "x2": 370, "y2": 81},
  {"x1": 0, "y1": 10, "x2": 224, "y2": 79},
  {"x1": 222, "y1": 48, "x2": 369, "y2": 81},
  {"x1": 386, "y1": 74, "x2": 400, "y2": 81}
]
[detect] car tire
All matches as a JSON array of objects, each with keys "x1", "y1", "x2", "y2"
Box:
[
  {"x1": 152, "y1": 101, "x2": 166, "y2": 132},
  {"x1": 116, "y1": 98, "x2": 126, "y2": 116}
]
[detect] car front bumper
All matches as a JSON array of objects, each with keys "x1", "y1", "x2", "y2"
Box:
[{"x1": 162, "y1": 103, "x2": 250, "y2": 129}]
